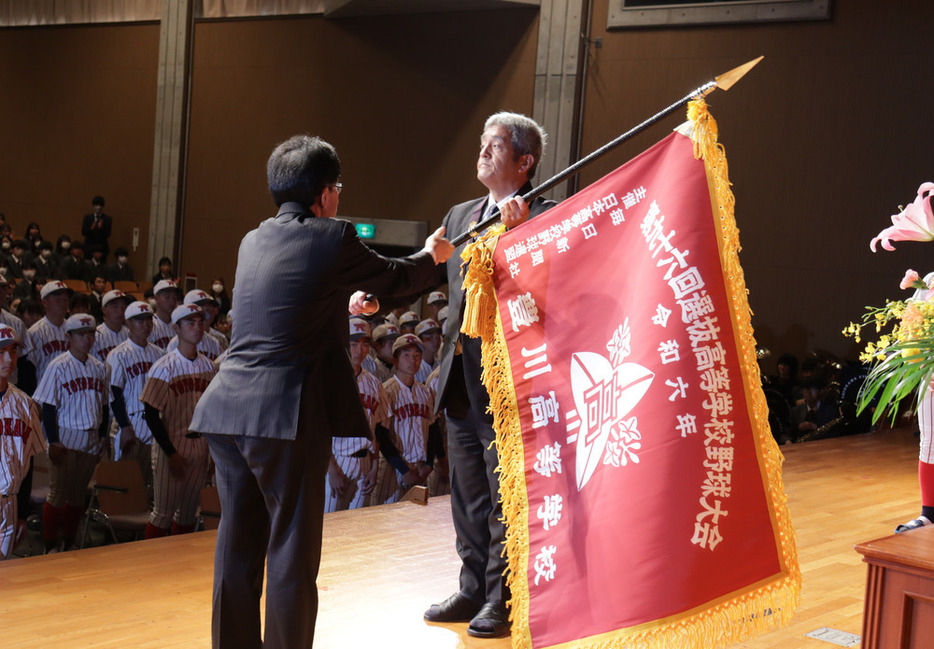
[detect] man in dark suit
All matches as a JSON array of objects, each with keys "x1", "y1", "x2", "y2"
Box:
[
  {"x1": 81, "y1": 195, "x2": 112, "y2": 261},
  {"x1": 189, "y1": 135, "x2": 453, "y2": 649},
  {"x1": 423, "y1": 112, "x2": 556, "y2": 638}
]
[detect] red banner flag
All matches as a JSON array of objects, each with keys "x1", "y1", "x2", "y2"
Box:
[{"x1": 461, "y1": 100, "x2": 799, "y2": 649}]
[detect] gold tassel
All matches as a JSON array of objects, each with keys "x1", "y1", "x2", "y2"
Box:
[{"x1": 460, "y1": 224, "x2": 506, "y2": 340}]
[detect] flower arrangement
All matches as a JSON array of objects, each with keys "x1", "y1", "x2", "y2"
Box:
[{"x1": 845, "y1": 183, "x2": 934, "y2": 423}]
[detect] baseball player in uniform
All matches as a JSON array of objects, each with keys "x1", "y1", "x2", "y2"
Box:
[
  {"x1": 371, "y1": 333, "x2": 436, "y2": 505},
  {"x1": 148, "y1": 279, "x2": 179, "y2": 350},
  {"x1": 33, "y1": 313, "x2": 110, "y2": 552},
  {"x1": 185, "y1": 289, "x2": 229, "y2": 353},
  {"x1": 0, "y1": 273, "x2": 34, "y2": 390},
  {"x1": 28, "y1": 280, "x2": 73, "y2": 385},
  {"x1": 106, "y1": 301, "x2": 164, "y2": 498},
  {"x1": 0, "y1": 325, "x2": 44, "y2": 559},
  {"x1": 398, "y1": 310, "x2": 420, "y2": 335},
  {"x1": 165, "y1": 290, "x2": 224, "y2": 362},
  {"x1": 364, "y1": 322, "x2": 399, "y2": 383},
  {"x1": 325, "y1": 318, "x2": 386, "y2": 512},
  {"x1": 425, "y1": 290, "x2": 448, "y2": 321},
  {"x1": 90, "y1": 290, "x2": 130, "y2": 362},
  {"x1": 414, "y1": 318, "x2": 441, "y2": 384},
  {"x1": 140, "y1": 304, "x2": 216, "y2": 537}
]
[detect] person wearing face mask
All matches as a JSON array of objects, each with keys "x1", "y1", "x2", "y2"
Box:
[
  {"x1": 34, "y1": 241, "x2": 59, "y2": 281},
  {"x1": 105, "y1": 247, "x2": 135, "y2": 284},
  {"x1": 13, "y1": 262, "x2": 39, "y2": 303},
  {"x1": 24, "y1": 222, "x2": 43, "y2": 255},
  {"x1": 0, "y1": 236, "x2": 13, "y2": 269},
  {"x1": 209, "y1": 278, "x2": 230, "y2": 316},
  {"x1": 54, "y1": 235, "x2": 72, "y2": 268}
]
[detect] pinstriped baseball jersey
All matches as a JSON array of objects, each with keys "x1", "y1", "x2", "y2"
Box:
[
  {"x1": 363, "y1": 352, "x2": 392, "y2": 383},
  {"x1": 148, "y1": 316, "x2": 175, "y2": 350},
  {"x1": 0, "y1": 385, "x2": 45, "y2": 496},
  {"x1": 382, "y1": 375, "x2": 435, "y2": 465},
  {"x1": 0, "y1": 310, "x2": 29, "y2": 386},
  {"x1": 415, "y1": 358, "x2": 436, "y2": 385},
  {"x1": 332, "y1": 368, "x2": 386, "y2": 457},
  {"x1": 91, "y1": 323, "x2": 129, "y2": 362},
  {"x1": 207, "y1": 327, "x2": 229, "y2": 352},
  {"x1": 139, "y1": 350, "x2": 216, "y2": 440},
  {"x1": 166, "y1": 330, "x2": 223, "y2": 362},
  {"x1": 27, "y1": 316, "x2": 69, "y2": 383},
  {"x1": 32, "y1": 351, "x2": 109, "y2": 450},
  {"x1": 107, "y1": 338, "x2": 165, "y2": 444}
]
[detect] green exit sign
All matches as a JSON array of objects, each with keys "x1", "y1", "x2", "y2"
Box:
[{"x1": 355, "y1": 223, "x2": 375, "y2": 239}]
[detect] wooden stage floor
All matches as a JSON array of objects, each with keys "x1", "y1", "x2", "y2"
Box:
[{"x1": 0, "y1": 427, "x2": 923, "y2": 648}]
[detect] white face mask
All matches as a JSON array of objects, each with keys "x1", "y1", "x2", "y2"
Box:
[
  {"x1": 22, "y1": 270, "x2": 35, "y2": 280},
  {"x1": 117, "y1": 256, "x2": 128, "y2": 264},
  {"x1": 212, "y1": 283, "x2": 224, "y2": 293},
  {"x1": 2, "y1": 243, "x2": 10, "y2": 250},
  {"x1": 40, "y1": 250, "x2": 52, "y2": 259},
  {"x1": 61, "y1": 242, "x2": 71, "y2": 250}
]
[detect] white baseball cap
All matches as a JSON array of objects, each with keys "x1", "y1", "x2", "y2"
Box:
[
  {"x1": 349, "y1": 317, "x2": 371, "y2": 340},
  {"x1": 399, "y1": 311, "x2": 420, "y2": 327},
  {"x1": 415, "y1": 319, "x2": 441, "y2": 337},
  {"x1": 171, "y1": 304, "x2": 203, "y2": 325},
  {"x1": 40, "y1": 280, "x2": 71, "y2": 300},
  {"x1": 64, "y1": 313, "x2": 97, "y2": 334},
  {"x1": 125, "y1": 301, "x2": 154, "y2": 320},
  {"x1": 0, "y1": 324, "x2": 20, "y2": 348},
  {"x1": 437, "y1": 306, "x2": 449, "y2": 323},
  {"x1": 392, "y1": 333, "x2": 424, "y2": 355},
  {"x1": 427, "y1": 291, "x2": 448, "y2": 305},
  {"x1": 372, "y1": 323, "x2": 401, "y2": 342},
  {"x1": 184, "y1": 289, "x2": 217, "y2": 306},
  {"x1": 154, "y1": 279, "x2": 178, "y2": 295},
  {"x1": 102, "y1": 289, "x2": 129, "y2": 308}
]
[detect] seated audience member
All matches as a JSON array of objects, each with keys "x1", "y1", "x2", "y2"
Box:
[
  {"x1": 54, "y1": 235, "x2": 72, "y2": 267},
  {"x1": 13, "y1": 261, "x2": 39, "y2": 303},
  {"x1": 24, "y1": 222, "x2": 43, "y2": 255},
  {"x1": 6, "y1": 240, "x2": 29, "y2": 280},
  {"x1": 106, "y1": 247, "x2": 135, "y2": 284},
  {"x1": 210, "y1": 278, "x2": 231, "y2": 316},
  {"x1": 371, "y1": 334, "x2": 436, "y2": 506},
  {"x1": 152, "y1": 257, "x2": 175, "y2": 286},
  {"x1": 34, "y1": 241, "x2": 58, "y2": 281},
  {"x1": 791, "y1": 378, "x2": 840, "y2": 442},
  {"x1": 86, "y1": 247, "x2": 107, "y2": 280},
  {"x1": 60, "y1": 241, "x2": 91, "y2": 284}
]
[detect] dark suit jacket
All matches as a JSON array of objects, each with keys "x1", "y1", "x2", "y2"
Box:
[
  {"x1": 190, "y1": 202, "x2": 439, "y2": 442},
  {"x1": 81, "y1": 213, "x2": 112, "y2": 257},
  {"x1": 434, "y1": 183, "x2": 556, "y2": 417}
]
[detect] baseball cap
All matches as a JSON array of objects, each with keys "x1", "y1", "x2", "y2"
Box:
[
  {"x1": 415, "y1": 319, "x2": 441, "y2": 337},
  {"x1": 349, "y1": 317, "x2": 371, "y2": 340},
  {"x1": 40, "y1": 280, "x2": 71, "y2": 299},
  {"x1": 154, "y1": 279, "x2": 178, "y2": 295},
  {"x1": 171, "y1": 304, "x2": 203, "y2": 325},
  {"x1": 64, "y1": 313, "x2": 97, "y2": 334},
  {"x1": 392, "y1": 333, "x2": 424, "y2": 355},
  {"x1": 437, "y1": 306, "x2": 449, "y2": 324},
  {"x1": 427, "y1": 291, "x2": 448, "y2": 305},
  {"x1": 0, "y1": 324, "x2": 20, "y2": 348},
  {"x1": 399, "y1": 311, "x2": 420, "y2": 328},
  {"x1": 372, "y1": 323, "x2": 401, "y2": 343},
  {"x1": 125, "y1": 301, "x2": 154, "y2": 320},
  {"x1": 184, "y1": 289, "x2": 217, "y2": 306},
  {"x1": 102, "y1": 289, "x2": 129, "y2": 308}
]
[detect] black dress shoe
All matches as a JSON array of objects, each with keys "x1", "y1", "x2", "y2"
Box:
[
  {"x1": 467, "y1": 602, "x2": 510, "y2": 638},
  {"x1": 424, "y1": 592, "x2": 483, "y2": 623}
]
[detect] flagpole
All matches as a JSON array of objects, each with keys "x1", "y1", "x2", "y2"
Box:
[{"x1": 451, "y1": 56, "x2": 763, "y2": 247}]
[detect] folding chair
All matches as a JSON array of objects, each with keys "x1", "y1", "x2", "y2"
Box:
[
  {"x1": 197, "y1": 485, "x2": 221, "y2": 531},
  {"x1": 61, "y1": 278, "x2": 89, "y2": 293},
  {"x1": 113, "y1": 280, "x2": 139, "y2": 293},
  {"x1": 81, "y1": 460, "x2": 150, "y2": 548}
]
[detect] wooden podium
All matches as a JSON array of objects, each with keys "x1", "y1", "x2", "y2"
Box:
[{"x1": 855, "y1": 524, "x2": 934, "y2": 648}]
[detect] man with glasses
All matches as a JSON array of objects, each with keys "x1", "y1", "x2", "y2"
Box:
[{"x1": 190, "y1": 135, "x2": 453, "y2": 649}]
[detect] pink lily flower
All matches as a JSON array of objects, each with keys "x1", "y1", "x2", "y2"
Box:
[{"x1": 870, "y1": 182, "x2": 934, "y2": 251}]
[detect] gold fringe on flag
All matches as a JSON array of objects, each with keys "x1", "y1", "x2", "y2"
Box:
[{"x1": 461, "y1": 100, "x2": 801, "y2": 649}]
